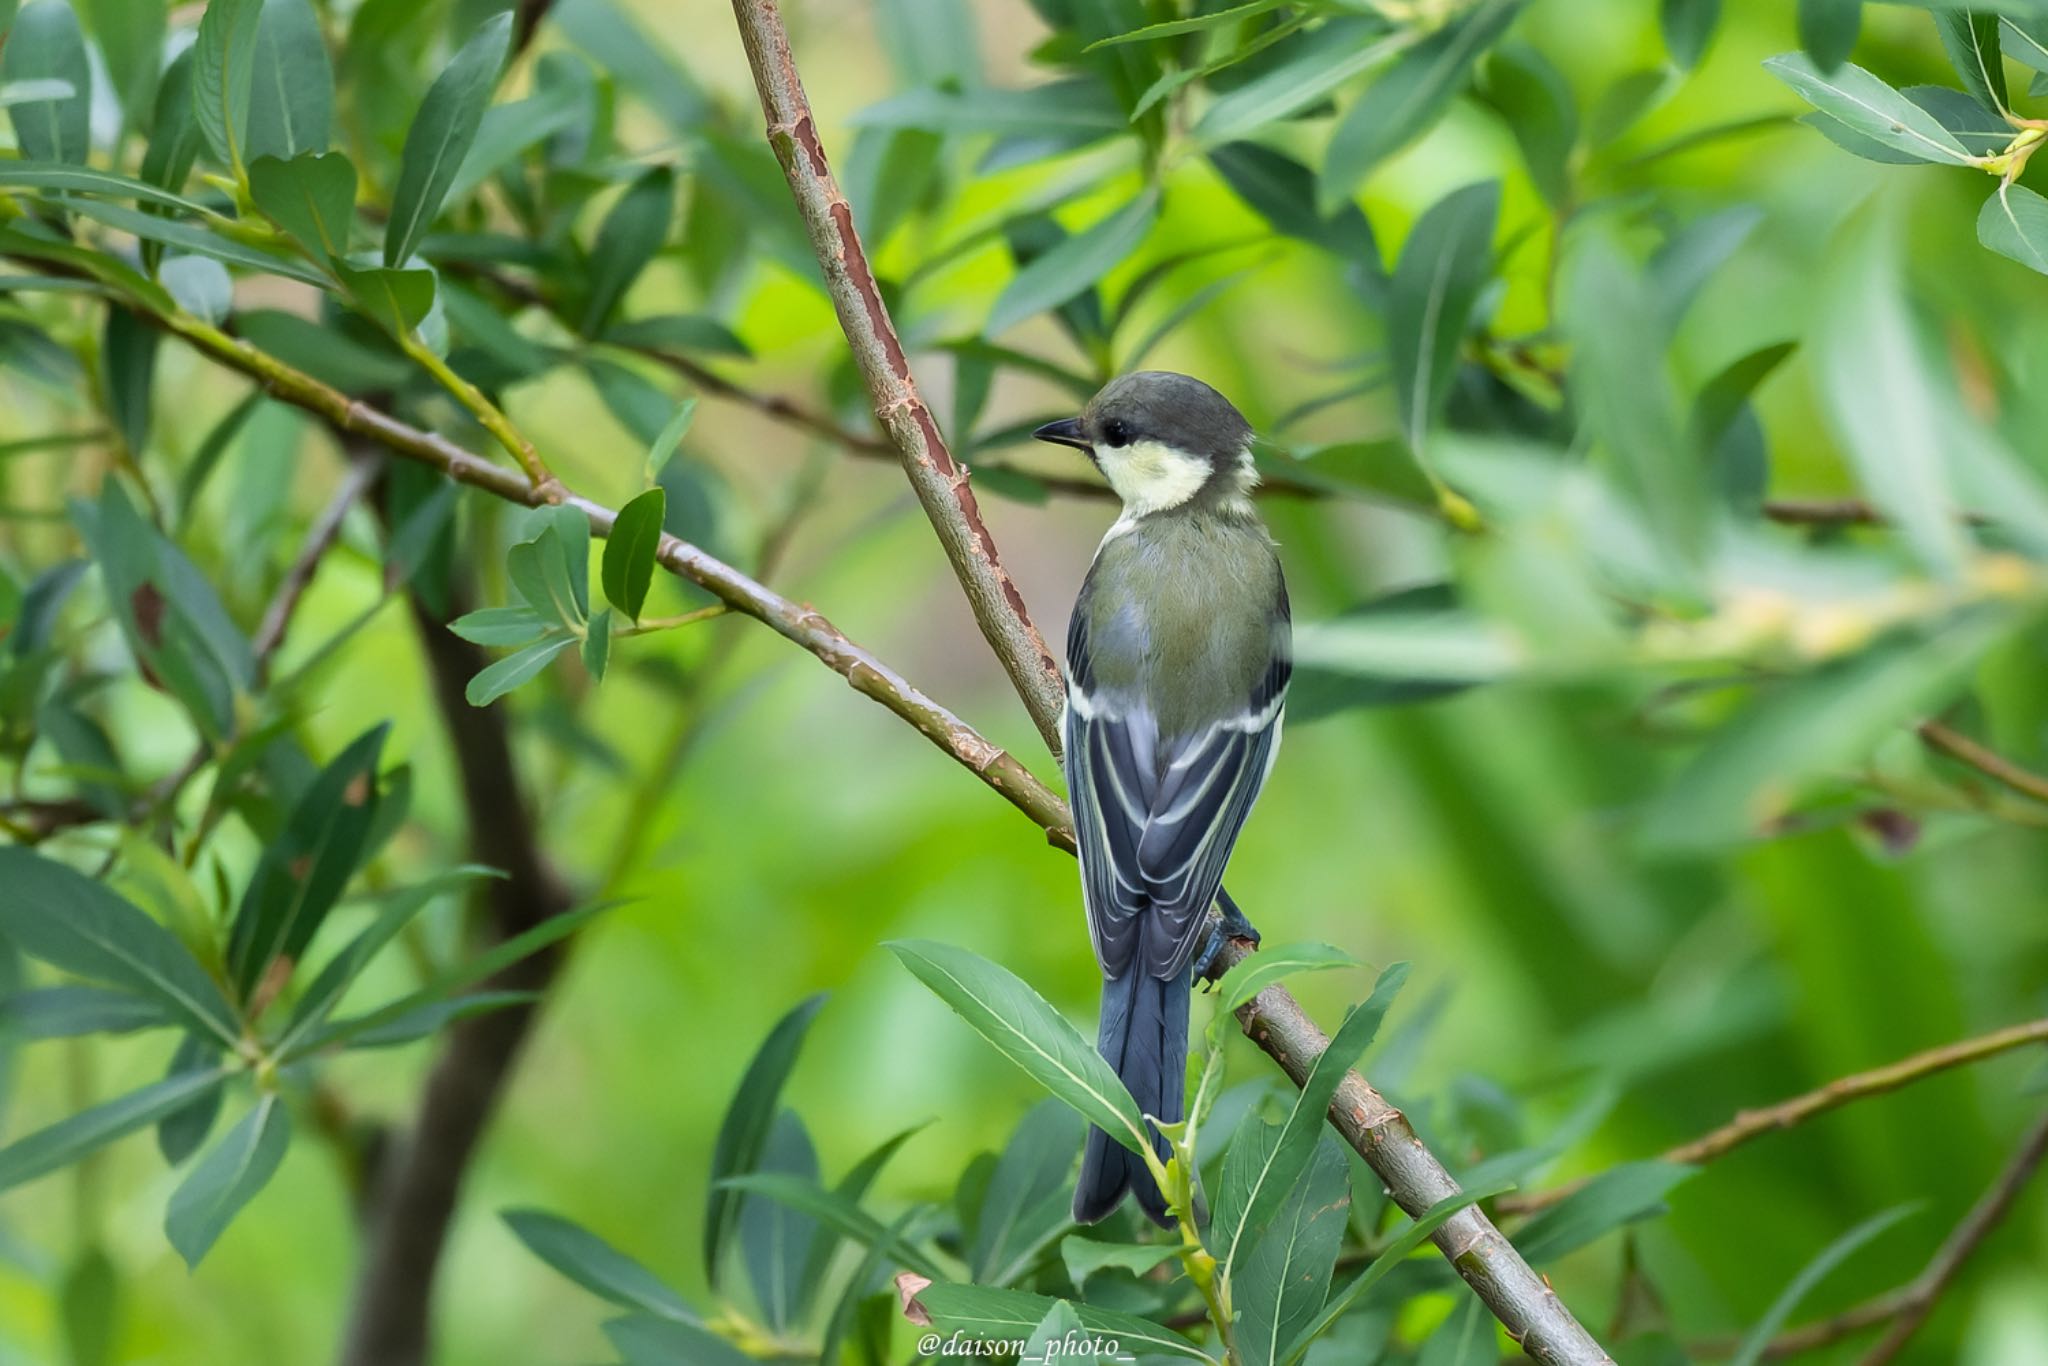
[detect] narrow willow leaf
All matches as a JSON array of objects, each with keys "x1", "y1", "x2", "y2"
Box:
[
  {"x1": 339, "y1": 989, "x2": 536, "y2": 1048},
  {"x1": 77, "y1": 0, "x2": 163, "y2": 129},
  {"x1": 1, "y1": 985, "x2": 173, "y2": 1038},
  {"x1": 606, "y1": 314, "x2": 752, "y2": 359},
  {"x1": 970, "y1": 1099, "x2": 1081, "y2": 1285},
  {"x1": 1321, "y1": 0, "x2": 1520, "y2": 209},
  {"x1": 1979, "y1": 182, "x2": 2048, "y2": 274},
  {"x1": 1061, "y1": 1236, "x2": 1179, "y2": 1287},
  {"x1": 644, "y1": 396, "x2": 697, "y2": 481},
  {"x1": 796, "y1": 1121, "x2": 929, "y2": 1317},
  {"x1": 1763, "y1": 54, "x2": 1972, "y2": 164},
  {"x1": 336, "y1": 261, "x2": 436, "y2": 334},
  {"x1": 0, "y1": 163, "x2": 207, "y2": 212},
  {"x1": 738, "y1": 1116, "x2": 818, "y2": 1336},
  {"x1": 0, "y1": 1067, "x2": 229, "y2": 1192},
  {"x1": 192, "y1": 0, "x2": 261, "y2": 171},
  {"x1": 1514, "y1": 1161, "x2": 1696, "y2": 1262},
  {"x1": 1727, "y1": 1205, "x2": 1917, "y2": 1366},
  {"x1": 385, "y1": 11, "x2": 512, "y2": 267},
  {"x1": 1797, "y1": 0, "x2": 1860, "y2": 70},
  {"x1": 2, "y1": 0, "x2": 89, "y2": 164},
  {"x1": 448, "y1": 606, "x2": 548, "y2": 648},
  {"x1": 155, "y1": 1033, "x2": 224, "y2": 1163},
  {"x1": 603, "y1": 1315, "x2": 754, "y2": 1366},
  {"x1": 160, "y1": 255, "x2": 233, "y2": 325},
  {"x1": 581, "y1": 166, "x2": 674, "y2": 334},
  {"x1": 580, "y1": 607, "x2": 611, "y2": 681},
  {"x1": 601, "y1": 487, "x2": 665, "y2": 622},
  {"x1": 850, "y1": 80, "x2": 1122, "y2": 136},
  {"x1": 1192, "y1": 18, "x2": 1402, "y2": 145},
  {"x1": 1086, "y1": 0, "x2": 1286, "y2": 48},
  {"x1": 62, "y1": 197, "x2": 327, "y2": 285},
  {"x1": 915, "y1": 1284, "x2": 1212, "y2": 1364},
  {"x1": 102, "y1": 307, "x2": 158, "y2": 456},
  {"x1": 1482, "y1": 44, "x2": 1576, "y2": 207},
  {"x1": 988, "y1": 189, "x2": 1159, "y2": 337},
  {"x1": 0, "y1": 848, "x2": 240, "y2": 1046},
  {"x1": 1234, "y1": 1139, "x2": 1350, "y2": 1366},
  {"x1": 248, "y1": 152, "x2": 357, "y2": 264},
  {"x1": 1661, "y1": 0, "x2": 1721, "y2": 69},
  {"x1": 1691, "y1": 340, "x2": 1796, "y2": 510},
  {"x1": 1208, "y1": 142, "x2": 1380, "y2": 272},
  {"x1": 447, "y1": 80, "x2": 589, "y2": 203},
  {"x1": 502, "y1": 1209, "x2": 696, "y2": 1322},
  {"x1": 57, "y1": 1247, "x2": 117, "y2": 1366},
  {"x1": 2003, "y1": 15, "x2": 2048, "y2": 73},
  {"x1": 164, "y1": 1096, "x2": 290, "y2": 1267},
  {"x1": 140, "y1": 49, "x2": 202, "y2": 264},
  {"x1": 1214, "y1": 942, "x2": 1361, "y2": 1014},
  {"x1": 1388, "y1": 181, "x2": 1498, "y2": 456},
  {"x1": 464, "y1": 632, "x2": 572, "y2": 705},
  {"x1": 717, "y1": 1171, "x2": 942, "y2": 1280},
  {"x1": 1216, "y1": 964, "x2": 1408, "y2": 1280},
  {"x1": 226, "y1": 724, "x2": 388, "y2": 998},
  {"x1": 704, "y1": 994, "x2": 826, "y2": 1287},
  {"x1": 245, "y1": 0, "x2": 331, "y2": 163},
  {"x1": 1936, "y1": 11, "x2": 2007, "y2": 113},
  {"x1": 888, "y1": 940, "x2": 1151, "y2": 1155}
]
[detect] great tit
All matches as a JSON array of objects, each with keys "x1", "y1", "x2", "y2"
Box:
[{"x1": 1034, "y1": 371, "x2": 1291, "y2": 1227}]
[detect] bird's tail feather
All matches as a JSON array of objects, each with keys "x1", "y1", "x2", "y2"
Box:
[{"x1": 1073, "y1": 965, "x2": 1191, "y2": 1227}]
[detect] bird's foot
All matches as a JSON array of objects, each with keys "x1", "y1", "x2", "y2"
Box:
[{"x1": 1196, "y1": 889, "x2": 1261, "y2": 985}]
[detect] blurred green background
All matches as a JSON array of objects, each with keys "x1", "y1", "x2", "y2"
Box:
[{"x1": 4, "y1": 0, "x2": 2048, "y2": 1362}]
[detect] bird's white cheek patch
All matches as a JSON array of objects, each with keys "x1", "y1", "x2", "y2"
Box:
[{"x1": 1098, "y1": 440, "x2": 1210, "y2": 516}]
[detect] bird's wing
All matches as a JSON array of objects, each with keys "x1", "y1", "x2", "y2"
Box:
[{"x1": 1064, "y1": 583, "x2": 1290, "y2": 982}]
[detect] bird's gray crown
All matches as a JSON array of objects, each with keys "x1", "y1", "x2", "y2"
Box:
[{"x1": 1079, "y1": 370, "x2": 1252, "y2": 462}]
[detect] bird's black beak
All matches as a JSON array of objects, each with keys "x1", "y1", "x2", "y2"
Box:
[{"x1": 1032, "y1": 417, "x2": 1090, "y2": 451}]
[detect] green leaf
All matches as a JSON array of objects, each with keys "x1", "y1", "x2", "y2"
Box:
[
  {"x1": 1277, "y1": 1181, "x2": 1510, "y2": 1366},
  {"x1": 0, "y1": 848, "x2": 240, "y2": 1046},
  {"x1": 449, "y1": 606, "x2": 549, "y2": 648},
  {"x1": 987, "y1": 189, "x2": 1159, "y2": 337},
  {"x1": 192, "y1": 0, "x2": 261, "y2": 172},
  {"x1": 1214, "y1": 965, "x2": 1408, "y2": 1280},
  {"x1": 464, "y1": 632, "x2": 573, "y2": 706},
  {"x1": 1214, "y1": 943, "x2": 1362, "y2": 1014},
  {"x1": 1979, "y1": 181, "x2": 2048, "y2": 275},
  {"x1": 603, "y1": 1315, "x2": 754, "y2": 1366},
  {"x1": 849, "y1": 80, "x2": 1123, "y2": 136},
  {"x1": 969, "y1": 1099, "x2": 1081, "y2": 1285},
  {"x1": 582, "y1": 167, "x2": 675, "y2": 334},
  {"x1": 141, "y1": 47, "x2": 203, "y2": 215},
  {"x1": 1727, "y1": 1205, "x2": 1918, "y2": 1366},
  {"x1": 1235, "y1": 1139, "x2": 1350, "y2": 1366},
  {"x1": 580, "y1": 607, "x2": 611, "y2": 681},
  {"x1": 1419, "y1": 1299, "x2": 1491, "y2": 1365},
  {"x1": 384, "y1": 10, "x2": 512, "y2": 267},
  {"x1": 1661, "y1": 0, "x2": 1721, "y2": 69},
  {"x1": 1815, "y1": 214, "x2": 1969, "y2": 575},
  {"x1": 446, "y1": 79, "x2": 589, "y2": 203},
  {"x1": 0, "y1": 1066, "x2": 229, "y2": 1192},
  {"x1": 337, "y1": 261, "x2": 437, "y2": 335},
  {"x1": 1321, "y1": 0, "x2": 1521, "y2": 210},
  {"x1": 796, "y1": 1120, "x2": 928, "y2": 1317},
  {"x1": 1, "y1": 985, "x2": 173, "y2": 1038},
  {"x1": 1207, "y1": 141, "x2": 1381, "y2": 272},
  {"x1": 704, "y1": 994, "x2": 825, "y2": 1288},
  {"x1": 248, "y1": 152, "x2": 357, "y2": 264},
  {"x1": 160, "y1": 255, "x2": 233, "y2": 325},
  {"x1": 163, "y1": 1096, "x2": 290, "y2": 1267},
  {"x1": 1060, "y1": 1235, "x2": 1178, "y2": 1287},
  {"x1": 155, "y1": 1033, "x2": 225, "y2": 1163},
  {"x1": 601, "y1": 487, "x2": 665, "y2": 622},
  {"x1": 1764, "y1": 53, "x2": 1973, "y2": 164},
  {"x1": 102, "y1": 307, "x2": 158, "y2": 456},
  {"x1": 1388, "y1": 180, "x2": 1498, "y2": 456},
  {"x1": 914, "y1": 1284, "x2": 1212, "y2": 1364},
  {"x1": 2003, "y1": 15, "x2": 2048, "y2": 73},
  {"x1": 1193, "y1": 18, "x2": 1402, "y2": 145},
  {"x1": 1286, "y1": 582, "x2": 1491, "y2": 718},
  {"x1": 337, "y1": 989, "x2": 536, "y2": 1048},
  {"x1": 643, "y1": 396, "x2": 697, "y2": 481},
  {"x1": 226, "y1": 724, "x2": 387, "y2": 998},
  {"x1": 58, "y1": 1247, "x2": 118, "y2": 1366},
  {"x1": 2, "y1": 0, "x2": 90, "y2": 164},
  {"x1": 717, "y1": 1171, "x2": 943, "y2": 1281},
  {"x1": 606, "y1": 314, "x2": 752, "y2": 360},
  {"x1": 1086, "y1": 0, "x2": 1286, "y2": 48},
  {"x1": 76, "y1": 0, "x2": 163, "y2": 130},
  {"x1": 887, "y1": 940, "x2": 1152, "y2": 1156},
  {"x1": 62, "y1": 197, "x2": 328, "y2": 286},
  {"x1": 1691, "y1": 340, "x2": 1795, "y2": 511},
  {"x1": 1482, "y1": 44, "x2": 1577, "y2": 207},
  {"x1": 1514, "y1": 1161, "x2": 1696, "y2": 1262},
  {"x1": 503, "y1": 1209, "x2": 696, "y2": 1322},
  {"x1": 737, "y1": 1117, "x2": 820, "y2": 1338},
  {"x1": 246, "y1": 0, "x2": 332, "y2": 161},
  {"x1": 1797, "y1": 0, "x2": 1860, "y2": 70},
  {"x1": 1638, "y1": 614, "x2": 2013, "y2": 850},
  {"x1": 1936, "y1": 11, "x2": 2007, "y2": 113}
]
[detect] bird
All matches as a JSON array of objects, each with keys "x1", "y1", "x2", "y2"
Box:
[{"x1": 1033, "y1": 371, "x2": 1291, "y2": 1227}]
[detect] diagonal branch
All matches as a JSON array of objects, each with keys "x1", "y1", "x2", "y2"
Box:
[
  {"x1": 730, "y1": 0, "x2": 1067, "y2": 753},
  {"x1": 1500, "y1": 1016, "x2": 2048, "y2": 1216}
]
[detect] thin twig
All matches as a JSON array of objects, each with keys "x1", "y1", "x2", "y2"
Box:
[
  {"x1": 1500, "y1": 1017, "x2": 2048, "y2": 1216},
  {"x1": 1916, "y1": 718, "x2": 2048, "y2": 807},
  {"x1": 250, "y1": 456, "x2": 378, "y2": 683},
  {"x1": 731, "y1": 0, "x2": 1067, "y2": 753}
]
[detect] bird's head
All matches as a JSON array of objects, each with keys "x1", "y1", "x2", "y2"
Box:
[{"x1": 1032, "y1": 371, "x2": 1256, "y2": 517}]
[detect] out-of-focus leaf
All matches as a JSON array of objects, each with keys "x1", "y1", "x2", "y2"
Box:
[
  {"x1": 704, "y1": 994, "x2": 826, "y2": 1288},
  {"x1": 605, "y1": 314, "x2": 751, "y2": 360},
  {"x1": 1418, "y1": 1299, "x2": 1491, "y2": 1365},
  {"x1": 917, "y1": 1284, "x2": 1210, "y2": 1362},
  {"x1": 1215, "y1": 965, "x2": 1408, "y2": 1278},
  {"x1": 77, "y1": 0, "x2": 161, "y2": 131},
  {"x1": 64, "y1": 197, "x2": 327, "y2": 285},
  {"x1": 1388, "y1": 181, "x2": 1499, "y2": 455},
  {"x1": 552, "y1": 0, "x2": 708, "y2": 131},
  {"x1": 335, "y1": 989, "x2": 536, "y2": 1048},
  {"x1": 141, "y1": 47, "x2": 202, "y2": 220},
  {"x1": 1086, "y1": 0, "x2": 1286, "y2": 48},
  {"x1": 0, "y1": 1066, "x2": 229, "y2": 1192},
  {"x1": 102, "y1": 308, "x2": 158, "y2": 457},
  {"x1": 1321, "y1": 0, "x2": 1520, "y2": 209},
  {"x1": 1482, "y1": 45, "x2": 1576, "y2": 206},
  {"x1": 249, "y1": 152, "x2": 357, "y2": 264},
  {"x1": 1193, "y1": 18, "x2": 1400, "y2": 145},
  {"x1": 1514, "y1": 1161, "x2": 1696, "y2": 1262},
  {"x1": 1798, "y1": 0, "x2": 1861, "y2": 70},
  {"x1": 155, "y1": 1033, "x2": 223, "y2": 1163},
  {"x1": 447, "y1": 79, "x2": 588, "y2": 203},
  {"x1": 1979, "y1": 182, "x2": 2048, "y2": 274},
  {"x1": 503, "y1": 1209, "x2": 695, "y2": 1321},
  {"x1": 58, "y1": 1247, "x2": 118, "y2": 1366},
  {"x1": 246, "y1": 0, "x2": 332, "y2": 161},
  {"x1": 164, "y1": 1096, "x2": 290, "y2": 1267},
  {"x1": 1209, "y1": 142, "x2": 1381, "y2": 283},
  {"x1": 1235, "y1": 1138, "x2": 1350, "y2": 1366},
  {"x1": 1212, "y1": 939, "x2": 1363, "y2": 1020},
  {"x1": 0, "y1": 986, "x2": 172, "y2": 1038},
  {"x1": 1651, "y1": 205, "x2": 1762, "y2": 329},
  {"x1": 796, "y1": 1120, "x2": 928, "y2": 1317},
  {"x1": 718, "y1": 1170, "x2": 941, "y2": 1281},
  {"x1": 602, "y1": 488, "x2": 665, "y2": 622},
  {"x1": 850, "y1": 80, "x2": 1122, "y2": 136},
  {"x1": 192, "y1": 0, "x2": 260, "y2": 170},
  {"x1": 581, "y1": 167, "x2": 674, "y2": 334},
  {"x1": 226, "y1": 724, "x2": 387, "y2": 998},
  {"x1": 1936, "y1": 11, "x2": 2007, "y2": 112},
  {"x1": 385, "y1": 11, "x2": 512, "y2": 267},
  {"x1": 1060, "y1": 1236, "x2": 1177, "y2": 1287},
  {"x1": 1726, "y1": 1205, "x2": 1917, "y2": 1366},
  {"x1": 988, "y1": 189, "x2": 1159, "y2": 337},
  {"x1": 602, "y1": 1315, "x2": 753, "y2": 1366},
  {"x1": 160, "y1": 256, "x2": 233, "y2": 325},
  {"x1": 337, "y1": 262, "x2": 436, "y2": 335},
  {"x1": 888, "y1": 940, "x2": 1152, "y2": 1156},
  {"x1": 464, "y1": 633, "x2": 572, "y2": 706},
  {"x1": 0, "y1": 848, "x2": 240, "y2": 1046},
  {"x1": 1661, "y1": 0, "x2": 1721, "y2": 69},
  {"x1": 3, "y1": 0, "x2": 90, "y2": 164},
  {"x1": 1289, "y1": 582, "x2": 1489, "y2": 720},
  {"x1": 1764, "y1": 54, "x2": 1972, "y2": 164},
  {"x1": 1691, "y1": 341, "x2": 1795, "y2": 511},
  {"x1": 1638, "y1": 614, "x2": 2013, "y2": 850},
  {"x1": 450, "y1": 606, "x2": 547, "y2": 648},
  {"x1": 0, "y1": 163, "x2": 206, "y2": 211},
  {"x1": 970, "y1": 1099, "x2": 1081, "y2": 1285}
]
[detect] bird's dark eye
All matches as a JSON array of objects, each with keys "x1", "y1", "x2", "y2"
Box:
[{"x1": 1101, "y1": 418, "x2": 1132, "y2": 447}]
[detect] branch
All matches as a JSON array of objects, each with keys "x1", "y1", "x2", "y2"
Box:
[
  {"x1": 1916, "y1": 719, "x2": 2048, "y2": 807},
  {"x1": 1499, "y1": 1017, "x2": 2048, "y2": 1216},
  {"x1": 730, "y1": 0, "x2": 1067, "y2": 752},
  {"x1": 250, "y1": 454, "x2": 377, "y2": 684}
]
